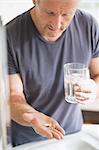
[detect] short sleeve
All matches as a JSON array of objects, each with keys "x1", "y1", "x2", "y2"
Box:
[
  {"x1": 7, "y1": 30, "x2": 19, "y2": 75},
  {"x1": 91, "y1": 17, "x2": 99, "y2": 58}
]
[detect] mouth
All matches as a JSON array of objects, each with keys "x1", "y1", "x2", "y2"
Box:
[{"x1": 48, "y1": 26, "x2": 58, "y2": 32}]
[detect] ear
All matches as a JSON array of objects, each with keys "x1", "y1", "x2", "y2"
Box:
[
  {"x1": 33, "y1": 0, "x2": 40, "y2": 5},
  {"x1": 33, "y1": 0, "x2": 36, "y2": 5}
]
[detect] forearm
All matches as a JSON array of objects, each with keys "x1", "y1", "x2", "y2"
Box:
[
  {"x1": 92, "y1": 75, "x2": 99, "y2": 98},
  {"x1": 10, "y1": 94, "x2": 37, "y2": 126}
]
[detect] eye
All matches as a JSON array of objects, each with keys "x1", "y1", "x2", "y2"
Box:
[
  {"x1": 62, "y1": 14, "x2": 70, "y2": 17},
  {"x1": 47, "y1": 11, "x2": 55, "y2": 16},
  {"x1": 62, "y1": 14, "x2": 67, "y2": 17}
]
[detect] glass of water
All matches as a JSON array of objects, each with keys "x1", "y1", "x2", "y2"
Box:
[{"x1": 64, "y1": 63, "x2": 89, "y2": 104}]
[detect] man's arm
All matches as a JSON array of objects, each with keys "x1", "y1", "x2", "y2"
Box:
[
  {"x1": 9, "y1": 74, "x2": 36, "y2": 126},
  {"x1": 9, "y1": 74, "x2": 65, "y2": 139},
  {"x1": 74, "y1": 57, "x2": 99, "y2": 104},
  {"x1": 90, "y1": 57, "x2": 99, "y2": 98}
]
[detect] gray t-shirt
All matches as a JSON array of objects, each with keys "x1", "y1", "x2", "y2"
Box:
[{"x1": 6, "y1": 8, "x2": 99, "y2": 146}]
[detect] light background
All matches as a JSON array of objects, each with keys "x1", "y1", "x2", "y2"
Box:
[
  {"x1": 0, "y1": 0, "x2": 33, "y2": 24},
  {"x1": 0, "y1": 0, "x2": 99, "y2": 24}
]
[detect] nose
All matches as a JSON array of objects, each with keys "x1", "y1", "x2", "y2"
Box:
[{"x1": 52, "y1": 15, "x2": 62, "y2": 30}]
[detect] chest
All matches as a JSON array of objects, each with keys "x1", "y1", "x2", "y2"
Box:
[{"x1": 16, "y1": 33, "x2": 92, "y2": 95}]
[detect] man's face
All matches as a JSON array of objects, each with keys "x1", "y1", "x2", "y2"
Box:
[{"x1": 33, "y1": 0, "x2": 78, "y2": 41}]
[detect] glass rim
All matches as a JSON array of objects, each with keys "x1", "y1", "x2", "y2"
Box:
[{"x1": 64, "y1": 63, "x2": 88, "y2": 70}]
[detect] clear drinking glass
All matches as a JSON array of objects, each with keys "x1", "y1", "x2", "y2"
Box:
[{"x1": 64, "y1": 63, "x2": 90, "y2": 104}]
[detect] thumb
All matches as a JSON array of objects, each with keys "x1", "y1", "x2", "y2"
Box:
[{"x1": 23, "y1": 112, "x2": 35, "y2": 123}]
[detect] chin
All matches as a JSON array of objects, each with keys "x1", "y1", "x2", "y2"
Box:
[
  {"x1": 46, "y1": 36, "x2": 60, "y2": 42},
  {"x1": 50, "y1": 35, "x2": 62, "y2": 41},
  {"x1": 43, "y1": 30, "x2": 63, "y2": 41}
]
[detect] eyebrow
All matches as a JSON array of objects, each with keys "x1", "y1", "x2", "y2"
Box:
[{"x1": 44, "y1": 7, "x2": 75, "y2": 14}]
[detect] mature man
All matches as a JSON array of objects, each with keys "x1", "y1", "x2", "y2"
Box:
[{"x1": 6, "y1": 0, "x2": 99, "y2": 146}]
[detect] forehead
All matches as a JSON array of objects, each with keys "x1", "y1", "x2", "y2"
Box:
[{"x1": 38, "y1": 0, "x2": 78, "y2": 12}]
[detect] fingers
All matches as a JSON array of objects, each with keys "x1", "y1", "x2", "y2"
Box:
[
  {"x1": 74, "y1": 82, "x2": 95, "y2": 103},
  {"x1": 51, "y1": 128, "x2": 64, "y2": 140},
  {"x1": 47, "y1": 120, "x2": 65, "y2": 140},
  {"x1": 52, "y1": 121, "x2": 65, "y2": 135},
  {"x1": 23, "y1": 112, "x2": 65, "y2": 140},
  {"x1": 75, "y1": 99, "x2": 89, "y2": 104},
  {"x1": 75, "y1": 91, "x2": 89, "y2": 101},
  {"x1": 74, "y1": 86, "x2": 90, "y2": 103},
  {"x1": 33, "y1": 123, "x2": 53, "y2": 139},
  {"x1": 74, "y1": 84, "x2": 91, "y2": 93},
  {"x1": 32, "y1": 121, "x2": 65, "y2": 140}
]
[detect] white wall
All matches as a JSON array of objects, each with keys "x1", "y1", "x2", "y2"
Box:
[
  {"x1": 0, "y1": 0, "x2": 33, "y2": 24},
  {"x1": 0, "y1": 0, "x2": 99, "y2": 25}
]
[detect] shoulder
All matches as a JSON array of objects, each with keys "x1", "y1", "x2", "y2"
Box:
[
  {"x1": 75, "y1": 9, "x2": 99, "y2": 27},
  {"x1": 5, "y1": 8, "x2": 32, "y2": 35},
  {"x1": 75, "y1": 9, "x2": 92, "y2": 18}
]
